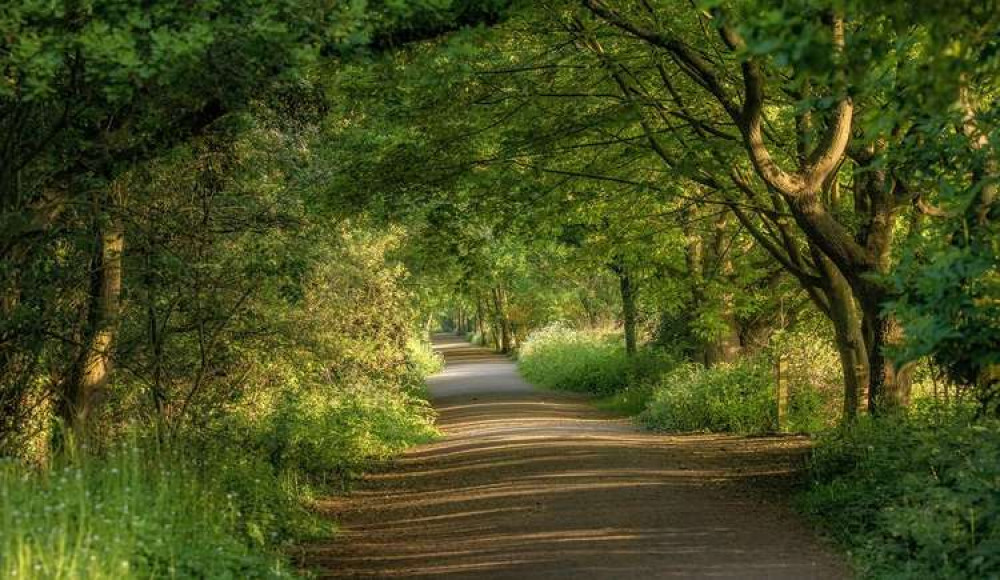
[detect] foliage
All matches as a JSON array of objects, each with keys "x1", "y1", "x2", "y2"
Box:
[
  {"x1": 0, "y1": 100, "x2": 442, "y2": 574},
  {"x1": 1, "y1": 0, "x2": 998, "y2": 576},
  {"x1": 642, "y1": 335, "x2": 841, "y2": 435},
  {"x1": 0, "y1": 446, "x2": 293, "y2": 579},
  {"x1": 0, "y1": 344, "x2": 438, "y2": 578},
  {"x1": 891, "y1": 227, "x2": 1000, "y2": 398},
  {"x1": 642, "y1": 361, "x2": 778, "y2": 435},
  {"x1": 518, "y1": 324, "x2": 677, "y2": 397},
  {"x1": 801, "y1": 403, "x2": 1000, "y2": 578},
  {"x1": 407, "y1": 337, "x2": 445, "y2": 379}
]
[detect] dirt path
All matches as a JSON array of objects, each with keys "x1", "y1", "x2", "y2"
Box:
[{"x1": 301, "y1": 335, "x2": 848, "y2": 578}]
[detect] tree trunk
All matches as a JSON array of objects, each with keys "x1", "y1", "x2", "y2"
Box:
[
  {"x1": 704, "y1": 214, "x2": 741, "y2": 366},
  {"x1": 611, "y1": 258, "x2": 638, "y2": 356},
  {"x1": 620, "y1": 269, "x2": 637, "y2": 356},
  {"x1": 860, "y1": 295, "x2": 912, "y2": 413},
  {"x1": 58, "y1": 183, "x2": 125, "y2": 443},
  {"x1": 492, "y1": 286, "x2": 512, "y2": 354},
  {"x1": 683, "y1": 216, "x2": 712, "y2": 365},
  {"x1": 475, "y1": 297, "x2": 486, "y2": 344},
  {"x1": 823, "y1": 261, "x2": 869, "y2": 420}
]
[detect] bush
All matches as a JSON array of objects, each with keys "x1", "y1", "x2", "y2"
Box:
[
  {"x1": 518, "y1": 324, "x2": 676, "y2": 396},
  {"x1": 406, "y1": 336, "x2": 444, "y2": 379},
  {"x1": 0, "y1": 383, "x2": 438, "y2": 579},
  {"x1": 641, "y1": 361, "x2": 777, "y2": 434},
  {"x1": 243, "y1": 383, "x2": 437, "y2": 490},
  {"x1": 800, "y1": 402, "x2": 1000, "y2": 578},
  {"x1": 641, "y1": 354, "x2": 837, "y2": 435}
]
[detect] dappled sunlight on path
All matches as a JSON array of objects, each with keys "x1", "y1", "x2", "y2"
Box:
[{"x1": 300, "y1": 334, "x2": 848, "y2": 579}]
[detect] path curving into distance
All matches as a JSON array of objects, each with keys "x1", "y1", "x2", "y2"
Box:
[{"x1": 301, "y1": 334, "x2": 848, "y2": 578}]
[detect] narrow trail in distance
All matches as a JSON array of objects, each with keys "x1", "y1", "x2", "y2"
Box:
[{"x1": 301, "y1": 334, "x2": 848, "y2": 579}]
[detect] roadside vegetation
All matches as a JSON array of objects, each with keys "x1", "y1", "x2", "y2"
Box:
[
  {"x1": 802, "y1": 406, "x2": 1000, "y2": 579},
  {"x1": 0, "y1": 219, "x2": 441, "y2": 578},
  {"x1": 3, "y1": 0, "x2": 997, "y2": 578}
]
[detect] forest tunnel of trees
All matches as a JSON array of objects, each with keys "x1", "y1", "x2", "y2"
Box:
[{"x1": 1, "y1": 0, "x2": 998, "y2": 577}]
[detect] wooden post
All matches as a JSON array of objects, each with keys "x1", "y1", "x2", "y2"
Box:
[{"x1": 776, "y1": 354, "x2": 789, "y2": 432}]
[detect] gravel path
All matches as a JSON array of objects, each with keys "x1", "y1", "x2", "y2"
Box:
[{"x1": 301, "y1": 334, "x2": 849, "y2": 578}]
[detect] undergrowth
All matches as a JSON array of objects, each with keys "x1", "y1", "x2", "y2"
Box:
[
  {"x1": 0, "y1": 346, "x2": 439, "y2": 579},
  {"x1": 800, "y1": 402, "x2": 1000, "y2": 579},
  {"x1": 641, "y1": 361, "x2": 778, "y2": 434},
  {"x1": 518, "y1": 325, "x2": 676, "y2": 397},
  {"x1": 518, "y1": 324, "x2": 838, "y2": 434},
  {"x1": 640, "y1": 352, "x2": 837, "y2": 435},
  {"x1": 1, "y1": 446, "x2": 293, "y2": 579}
]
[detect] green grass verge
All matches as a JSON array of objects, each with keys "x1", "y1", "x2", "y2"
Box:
[{"x1": 1, "y1": 382, "x2": 438, "y2": 578}]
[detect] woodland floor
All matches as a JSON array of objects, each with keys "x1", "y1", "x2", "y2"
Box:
[{"x1": 299, "y1": 335, "x2": 849, "y2": 579}]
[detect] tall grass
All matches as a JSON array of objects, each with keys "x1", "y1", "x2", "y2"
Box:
[
  {"x1": 1, "y1": 376, "x2": 438, "y2": 578},
  {"x1": 0, "y1": 446, "x2": 291, "y2": 579}
]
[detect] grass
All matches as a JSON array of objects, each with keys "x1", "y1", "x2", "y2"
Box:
[
  {"x1": 593, "y1": 385, "x2": 656, "y2": 416},
  {"x1": 0, "y1": 446, "x2": 293, "y2": 579},
  {"x1": 0, "y1": 347, "x2": 440, "y2": 578}
]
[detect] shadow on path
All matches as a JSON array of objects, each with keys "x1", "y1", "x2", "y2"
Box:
[{"x1": 300, "y1": 334, "x2": 848, "y2": 579}]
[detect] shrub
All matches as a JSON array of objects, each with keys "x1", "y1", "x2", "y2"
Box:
[
  {"x1": 406, "y1": 336, "x2": 444, "y2": 379},
  {"x1": 641, "y1": 354, "x2": 837, "y2": 435},
  {"x1": 641, "y1": 361, "x2": 777, "y2": 434},
  {"x1": 0, "y1": 383, "x2": 438, "y2": 579},
  {"x1": 245, "y1": 382, "x2": 437, "y2": 489},
  {"x1": 0, "y1": 350, "x2": 439, "y2": 578},
  {"x1": 518, "y1": 324, "x2": 676, "y2": 396},
  {"x1": 800, "y1": 402, "x2": 1000, "y2": 578}
]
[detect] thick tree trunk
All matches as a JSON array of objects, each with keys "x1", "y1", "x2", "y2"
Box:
[
  {"x1": 703, "y1": 325, "x2": 741, "y2": 366},
  {"x1": 860, "y1": 295, "x2": 912, "y2": 413},
  {"x1": 58, "y1": 183, "x2": 125, "y2": 442},
  {"x1": 823, "y1": 262, "x2": 869, "y2": 420}
]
